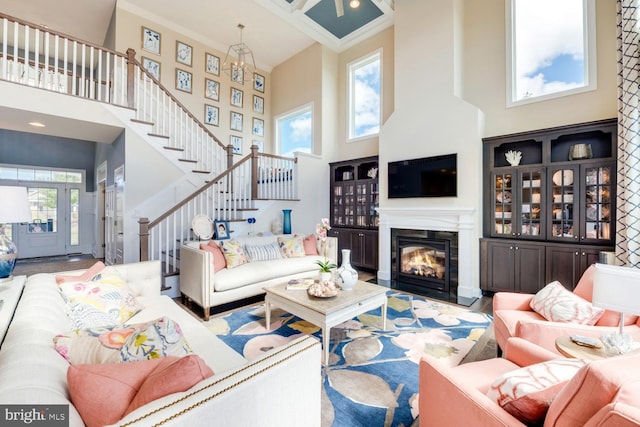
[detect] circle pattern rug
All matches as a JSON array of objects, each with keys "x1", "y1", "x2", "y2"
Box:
[{"x1": 206, "y1": 290, "x2": 493, "y2": 427}]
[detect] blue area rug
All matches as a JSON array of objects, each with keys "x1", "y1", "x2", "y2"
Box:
[{"x1": 206, "y1": 291, "x2": 492, "y2": 427}]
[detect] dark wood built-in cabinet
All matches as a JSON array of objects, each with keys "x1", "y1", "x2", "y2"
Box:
[
  {"x1": 481, "y1": 119, "x2": 617, "y2": 293},
  {"x1": 328, "y1": 156, "x2": 379, "y2": 270}
]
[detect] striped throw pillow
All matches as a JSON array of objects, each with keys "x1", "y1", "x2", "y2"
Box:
[{"x1": 243, "y1": 242, "x2": 283, "y2": 262}]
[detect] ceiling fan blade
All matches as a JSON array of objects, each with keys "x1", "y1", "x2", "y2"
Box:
[{"x1": 335, "y1": 0, "x2": 344, "y2": 17}]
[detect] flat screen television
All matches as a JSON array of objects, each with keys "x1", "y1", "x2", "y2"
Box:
[{"x1": 388, "y1": 154, "x2": 457, "y2": 198}]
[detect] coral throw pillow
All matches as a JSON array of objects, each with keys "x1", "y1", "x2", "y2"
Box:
[
  {"x1": 55, "y1": 261, "x2": 106, "y2": 285},
  {"x1": 486, "y1": 358, "x2": 587, "y2": 425},
  {"x1": 303, "y1": 234, "x2": 319, "y2": 256},
  {"x1": 59, "y1": 270, "x2": 144, "y2": 328},
  {"x1": 220, "y1": 239, "x2": 248, "y2": 268},
  {"x1": 530, "y1": 281, "x2": 605, "y2": 325},
  {"x1": 53, "y1": 317, "x2": 192, "y2": 364},
  {"x1": 200, "y1": 241, "x2": 227, "y2": 272},
  {"x1": 67, "y1": 355, "x2": 214, "y2": 427}
]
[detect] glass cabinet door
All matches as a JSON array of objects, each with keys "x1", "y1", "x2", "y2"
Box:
[
  {"x1": 549, "y1": 167, "x2": 578, "y2": 241},
  {"x1": 332, "y1": 183, "x2": 355, "y2": 226},
  {"x1": 582, "y1": 164, "x2": 613, "y2": 243},
  {"x1": 519, "y1": 169, "x2": 544, "y2": 238},
  {"x1": 493, "y1": 172, "x2": 514, "y2": 236}
]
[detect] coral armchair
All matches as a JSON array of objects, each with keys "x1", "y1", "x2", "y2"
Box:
[
  {"x1": 419, "y1": 337, "x2": 640, "y2": 427},
  {"x1": 493, "y1": 264, "x2": 640, "y2": 354}
]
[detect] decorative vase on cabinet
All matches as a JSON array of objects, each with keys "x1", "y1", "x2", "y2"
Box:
[{"x1": 337, "y1": 249, "x2": 358, "y2": 291}]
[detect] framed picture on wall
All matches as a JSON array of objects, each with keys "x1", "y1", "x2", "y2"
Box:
[
  {"x1": 141, "y1": 27, "x2": 161, "y2": 55},
  {"x1": 204, "y1": 104, "x2": 219, "y2": 126},
  {"x1": 253, "y1": 140, "x2": 264, "y2": 152},
  {"x1": 230, "y1": 111, "x2": 243, "y2": 131},
  {"x1": 230, "y1": 135, "x2": 243, "y2": 155},
  {"x1": 205, "y1": 78, "x2": 219, "y2": 101},
  {"x1": 231, "y1": 64, "x2": 244, "y2": 84},
  {"x1": 230, "y1": 87, "x2": 243, "y2": 108},
  {"x1": 253, "y1": 95, "x2": 264, "y2": 114},
  {"x1": 205, "y1": 53, "x2": 220, "y2": 75},
  {"x1": 176, "y1": 69, "x2": 192, "y2": 93},
  {"x1": 254, "y1": 73, "x2": 265, "y2": 92},
  {"x1": 142, "y1": 57, "x2": 160, "y2": 80},
  {"x1": 176, "y1": 41, "x2": 193, "y2": 66},
  {"x1": 252, "y1": 117, "x2": 264, "y2": 137}
]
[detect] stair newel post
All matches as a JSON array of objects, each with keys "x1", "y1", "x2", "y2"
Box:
[
  {"x1": 126, "y1": 48, "x2": 136, "y2": 109},
  {"x1": 226, "y1": 144, "x2": 234, "y2": 204},
  {"x1": 251, "y1": 144, "x2": 259, "y2": 200},
  {"x1": 139, "y1": 217, "x2": 150, "y2": 262}
]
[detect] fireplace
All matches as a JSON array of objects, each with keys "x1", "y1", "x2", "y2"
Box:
[
  {"x1": 397, "y1": 237, "x2": 449, "y2": 291},
  {"x1": 391, "y1": 228, "x2": 458, "y2": 302}
]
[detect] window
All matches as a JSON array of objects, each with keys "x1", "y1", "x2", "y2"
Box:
[
  {"x1": 275, "y1": 103, "x2": 313, "y2": 157},
  {"x1": 507, "y1": 0, "x2": 596, "y2": 106},
  {"x1": 348, "y1": 50, "x2": 381, "y2": 140}
]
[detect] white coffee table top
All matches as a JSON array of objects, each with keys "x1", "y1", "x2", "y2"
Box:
[{"x1": 265, "y1": 280, "x2": 387, "y2": 315}]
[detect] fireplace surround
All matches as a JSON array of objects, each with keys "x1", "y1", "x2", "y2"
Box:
[{"x1": 377, "y1": 207, "x2": 480, "y2": 305}]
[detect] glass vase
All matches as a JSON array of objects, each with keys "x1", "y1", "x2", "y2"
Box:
[
  {"x1": 336, "y1": 249, "x2": 358, "y2": 291},
  {"x1": 282, "y1": 209, "x2": 292, "y2": 234}
]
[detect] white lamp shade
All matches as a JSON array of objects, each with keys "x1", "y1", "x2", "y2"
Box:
[
  {"x1": 592, "y1": 263, "x2": 640, "y2": 316},
  {"x1": 0, "y1": 186, "x2": 31, "y2": 223}
]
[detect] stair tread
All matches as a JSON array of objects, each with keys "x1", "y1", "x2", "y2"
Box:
[
  {"x1": 163, "y1": 146, "x2": 184, "y2": 152},
  {"x1": 178, "y1": 158, "x2": 198, "y2": 163},
  {"x1": 131, "y1": 118, "x2": 154, "y2": 126},
  {"x1": 148, "y1": 133, "x2": 170, "y2": 139}
]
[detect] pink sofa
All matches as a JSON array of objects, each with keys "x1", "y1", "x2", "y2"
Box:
[
  {"x1": 419, "y1": 337, "x2": 640, "y2": 426},
  {"x1": 493, "y1": 264, "x2": 640, "y2": 354}
]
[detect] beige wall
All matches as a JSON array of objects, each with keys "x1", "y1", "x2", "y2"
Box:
[
  {"x1": 114, "y1": 8, "x2": 272, "y2": 155},
  {"x1": 462, "y1": 0, "x2": 618, "y2": 137}
]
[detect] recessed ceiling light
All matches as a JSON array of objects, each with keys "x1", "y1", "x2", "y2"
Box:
[
  {"x1": 28, "y1": 122, "x2": 45, "y2": 127},
  {"x1": 349, "y1": 0, "x2": 360, "y2": 8}
]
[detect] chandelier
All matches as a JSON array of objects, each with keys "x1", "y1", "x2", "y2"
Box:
[{"x1": 223, "y1": 24, "x2": 256, "y2": 83}]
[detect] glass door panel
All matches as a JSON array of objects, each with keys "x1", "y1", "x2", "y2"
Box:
[
  {"x1": 493, "y1": 172, "x2": 513, "y2": 236},
  {"x1": 583, "y1": 165, "x2": 612, "y2": 241},
  {"x1": 550, "y1": 168, "x2": 577, "y2": 240},
  {"x1": 519, "y1": 170, "x2": 543, "y2": 237}
]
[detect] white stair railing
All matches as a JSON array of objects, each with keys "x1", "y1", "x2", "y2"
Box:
[{"x1": 0, "y1": 13, "x2": 300, "y2": 272}]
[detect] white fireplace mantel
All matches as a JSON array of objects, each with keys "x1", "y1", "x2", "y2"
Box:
[{"x1": 377, "y1": 207, "x2": 481, "y2": 299}]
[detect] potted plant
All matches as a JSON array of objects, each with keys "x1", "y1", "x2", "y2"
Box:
[{"x1": 315, "y1": 218, "x2": 336, "y2": 281}]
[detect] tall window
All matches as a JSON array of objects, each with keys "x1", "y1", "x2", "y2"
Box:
[
  {"x1": 507, "y1": 0, "x2": 596, "y2": 106},
  {"x1": 275, "y1": 103, "x2": 313, "y2": 157},
  {"x1": 348, "y1": 50, "x2": 381, "y2": 140}
]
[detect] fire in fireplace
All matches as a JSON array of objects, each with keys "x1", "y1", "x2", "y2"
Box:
[{"x1": 397, "y1": 237, "x2": 449, "y2": 291}]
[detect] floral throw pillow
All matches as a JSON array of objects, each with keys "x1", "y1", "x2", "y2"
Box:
[
  {"x1": 277, "y1": 235, "x2": 306, "y2": 258},
  {"x1": 220, "y1": 239, "x2": 248, "y2": 268},
  {"x1": 53, "y1": 316, "x2": 192, "y2": 365},
  {"x1": 59, "y1": 271, "x2": 144, "y2": 329}
]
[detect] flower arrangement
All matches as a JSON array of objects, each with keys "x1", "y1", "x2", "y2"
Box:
[{"x1": 315, "y1": 218, "x2": 337, "y2": 272}]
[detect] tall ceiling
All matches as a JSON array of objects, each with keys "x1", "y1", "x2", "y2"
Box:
[
  {"x1": 0, "y1": 0, "x2": 394, "y2": 71},
  {"x1": 0, "y1": 0, "x2": 393, "y2": 143}
]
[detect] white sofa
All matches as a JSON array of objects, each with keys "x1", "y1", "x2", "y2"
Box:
[
  {"x1": 180, "y1": 234, "x2": 338, "y2": 320},
  {"x1": 0, "y1": 260, "x2": 321, "y2": 427}
]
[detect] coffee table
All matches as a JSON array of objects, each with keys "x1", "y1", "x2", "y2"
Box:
[{"x1": 264, "y1": 280, "x2": 388, "y2": 365}]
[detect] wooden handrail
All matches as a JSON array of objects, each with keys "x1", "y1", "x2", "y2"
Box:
[
  {"x1": 126, "y1": 50, "x2": 226, "y2": 150},
  {"x1": 147, "y1": 152, "x2": 253, "y2": 229}
]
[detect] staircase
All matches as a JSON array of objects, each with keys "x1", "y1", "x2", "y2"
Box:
[{"x1": 0, "y1": 12, "x2": 299, "y2": 281}]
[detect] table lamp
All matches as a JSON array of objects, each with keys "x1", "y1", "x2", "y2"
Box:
[
  {"x1": 592, "y1": 263, "x2": 640, "y2": 354},
  {"x1": 0, "y1": 186, "x2": 31, "y2": 283}
]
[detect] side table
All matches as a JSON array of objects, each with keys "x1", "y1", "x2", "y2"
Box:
[
  {"x1": 555, "y1": 336, "x2": 607, "y2": 361},
  {"x1": 0, "y1": 275, "x2": 26, "y2": 348}
]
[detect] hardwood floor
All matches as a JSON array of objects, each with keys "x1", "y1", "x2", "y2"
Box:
[{"x1": 356, "y1": 269, "x2": 493, "y2": 315}]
